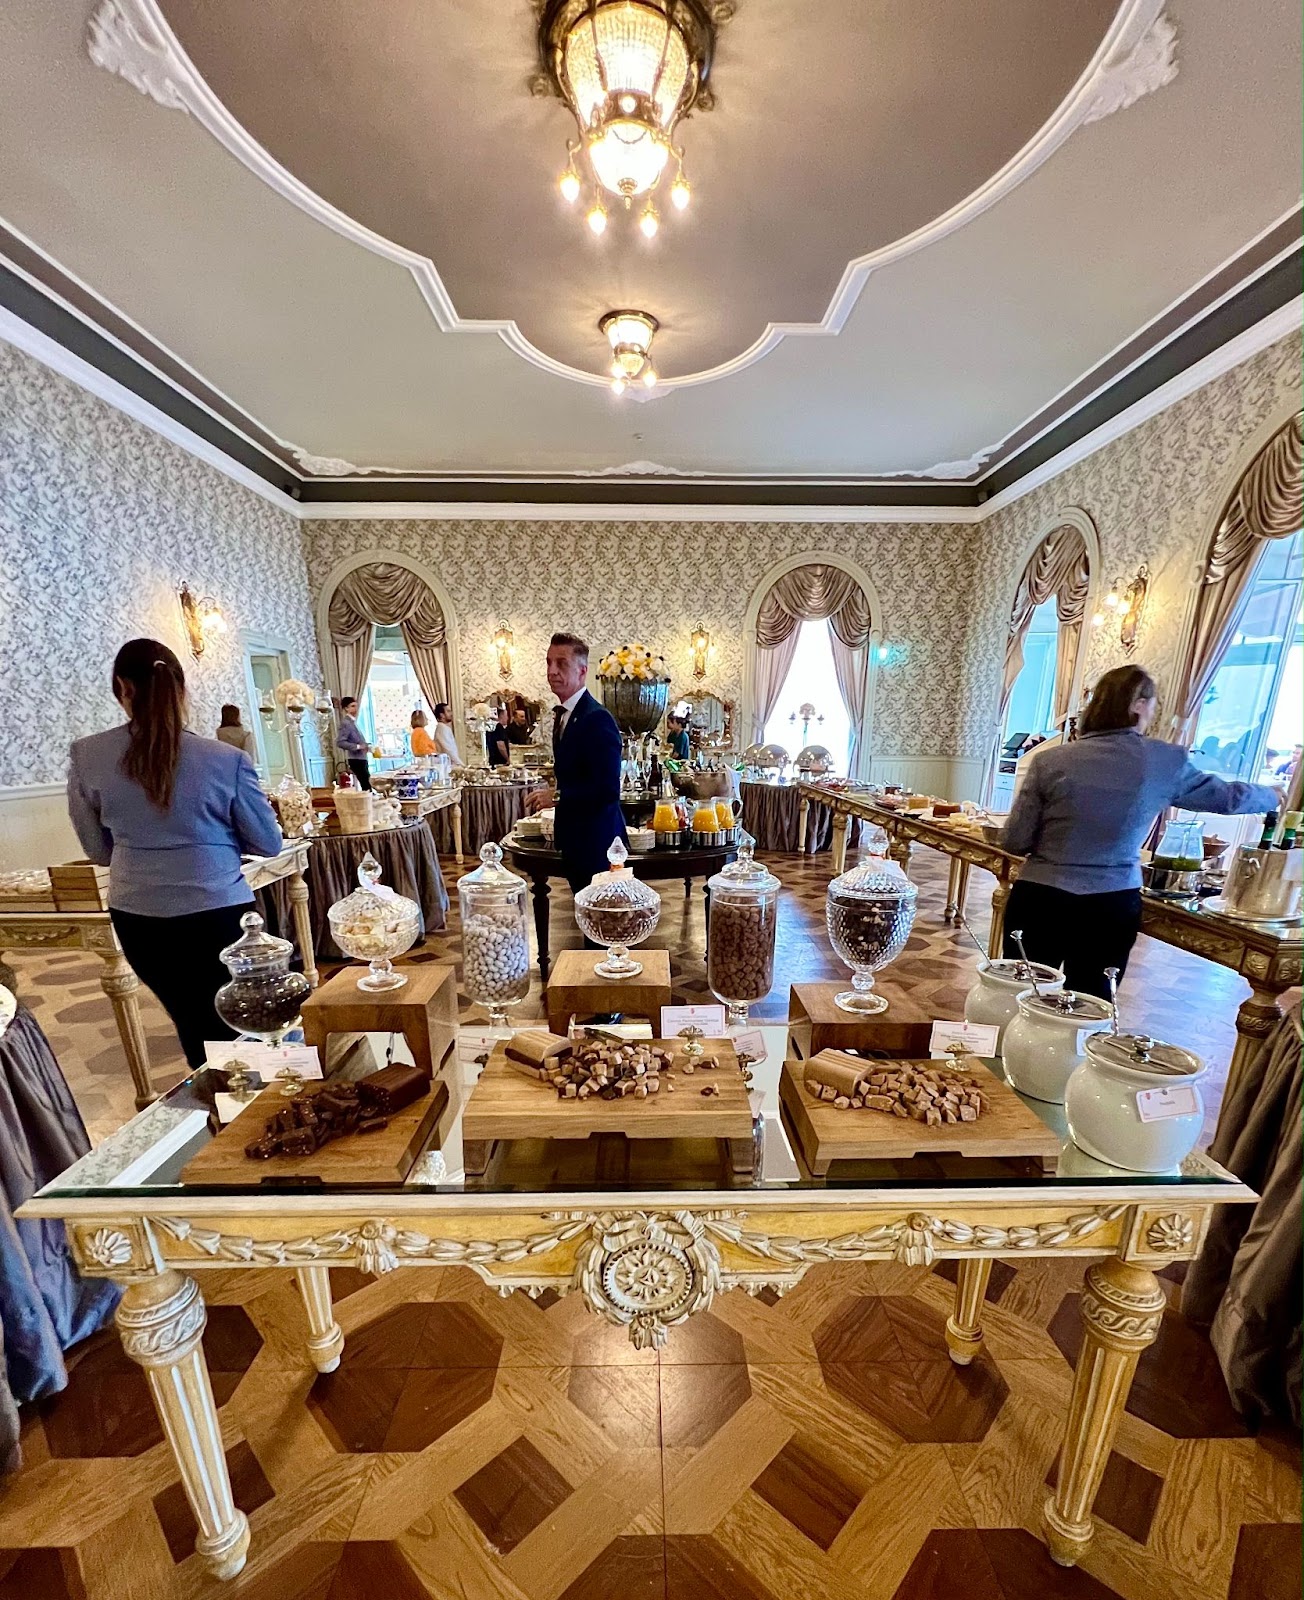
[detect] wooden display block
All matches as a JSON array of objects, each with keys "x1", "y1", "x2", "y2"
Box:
[
  {"x1": 180, "y1": 1078, "x2": 449, "y2": 1187},
  {"x1": 462, "y1": 1036, "x2": 754, "y2": 1177},
  {"x1": 778, "y1": 1056, "x2": 1059, "y2": 1175},
  {"x1": 300, "y1": 962, "x2": 457, "y2": 1080},
  {"x1": 544, "y1": 947, "x2": 672, "y2": 1036},
  {"x1": 788, "y1": 980, "x2": 936, "y2": 1061},
  {"x1": 50, "y1": 860, "x2": 111, "y2": 912}
]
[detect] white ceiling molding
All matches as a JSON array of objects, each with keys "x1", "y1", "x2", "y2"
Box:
[
  {"x1": 84, "y1": 0, "x2": 1177, "y2": 415},
  {"x1": 290, "y1": 448, "x2": 367, "y2": 476},
  {"x1": 574, "y1": 460, "x2": 710, "y2": 478}
]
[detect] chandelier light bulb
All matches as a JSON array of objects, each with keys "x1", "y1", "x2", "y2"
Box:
[
  {"x1": 559, "y1": 166, "x2": 581, "y2": 204},
  {"x1": 670, "y1": 173, "x2": 691, "y2": 210},
  {"x1": 611, "y1": 376, "x2": 627, "y2": 395},
  {"x1": 587, "y1": 201, "x2": 608, "y2": 235},
  {"x1": 639, "y1": 204, "x2": 659, "y2": 239},
  {"x1": 642, "y1": 367, "x2": 657, "y2": 388}
]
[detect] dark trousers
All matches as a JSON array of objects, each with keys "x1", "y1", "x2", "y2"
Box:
[
  {"x1": 111, "y1": 901, "x2": 255, "y2": 1070},
  {"x1": 347, "y1": 758, "x2": 372, "y2": 791},
  {"x1": 1002, "y1": 879, "x2": 1142, "y2": 1000}
]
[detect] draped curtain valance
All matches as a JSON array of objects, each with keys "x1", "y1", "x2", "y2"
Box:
[
  {"x1": 327, "y1": 562, "x2": 450, "y2": 712},
  {"x1": 1175, "y1": 412, "x2": 1303, "y2": 738},
  {"x1": 1001, "y1": 524, "x2": 1091, "y2": 726}
]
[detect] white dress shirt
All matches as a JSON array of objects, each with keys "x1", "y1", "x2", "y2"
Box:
[
  {"x1": 554, "y1": 687, "x2": 586, "y2": 746},
  {"x1": 434, "y1": 721, "x2": 461, "y2": 764}
]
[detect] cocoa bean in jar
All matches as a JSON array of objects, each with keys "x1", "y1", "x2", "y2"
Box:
[{"x1": 708, "y1": 896, "x2": 777, "y2": 1003}]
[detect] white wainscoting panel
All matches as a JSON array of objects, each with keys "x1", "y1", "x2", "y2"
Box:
[
  {"x1": 864, "y1": 757, "x2": 985, "y2": 802},
  {"x1": 0, "y1": 784, "x2": 80, "y2": 870}
]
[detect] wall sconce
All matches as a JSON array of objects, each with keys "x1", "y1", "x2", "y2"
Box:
[
  {"x1": 874, "y1": 641, "x2": 891, "y2": 665},
  {"x1": 177, "y1": 583, "x2": 227, "y2": 659},
  {"x1": 1091, "y1": 565, "x2": 1149, "y2": 653},
  {"x1": 690, "y1": 623, "x2": 711, "y2": 681},
  {"x1": 492, "y1": 621, "x2": 516, "y2": 680}
]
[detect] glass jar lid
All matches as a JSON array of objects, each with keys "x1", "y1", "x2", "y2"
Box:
[
  {"x1": 575, "y1": 839, "x2": 661, "y2": 913},
  {"x1": 218, "y1": 910, "x2": 294, "y2": 976},
  {"x1": 828, "y1": 858, "x2": 919, "y2": 905},
  {"x1": 707, "y1": 838, "x2": 780, "y2": 896},
  {"x1": 328, "y1": 852, "x2": 420, "y2": 924},
  {"x1": 1018, "y1": 989, "x2": 1114, "y2": 1024},
  {"x1": 458, "y1": 840, "x2": 524, "y2": 890},
  {"x1": 1085, "y1": 1031, "x2": 1204, "y2": 1078}
]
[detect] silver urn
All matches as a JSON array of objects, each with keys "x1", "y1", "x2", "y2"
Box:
[{"x1": 599, "y1": 677, "x2": 671, "y2": 735}]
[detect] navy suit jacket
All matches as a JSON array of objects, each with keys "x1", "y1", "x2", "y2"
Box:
[{"x1": 552, "y1": 691, "x2": 626, "y2": 885}]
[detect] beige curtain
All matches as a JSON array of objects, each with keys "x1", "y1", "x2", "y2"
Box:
[
  {"x1": 328, "y1": 563, "x2": 451, "y2": 711},
  {"x1": 1001, "y1": 525, "x2": 1090, "y2": 723},
  {"x1": 828, "y1": 625, "x2": 870, "y2": 778},
  {"x1": 750, "y1": 631, "x2": 800, "y2": 745},
  {"x1": 1175, "y1": 412, "x2": 1303, "y2": 740},
  {"x1": 753, "y1": 563, "x2": 873, "y2": 751}
]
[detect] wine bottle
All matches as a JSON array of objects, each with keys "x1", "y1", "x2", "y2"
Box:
[
  {"x1": 1258, "y1": 811, "x2": 1279, "y2": 849},
  {"x1": 1277, "y1": 810, "x2": 1302, "y2": 850}
]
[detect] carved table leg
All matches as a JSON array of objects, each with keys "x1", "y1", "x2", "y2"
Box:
[
  {"x1": 452, "y1": 799, "x2": 464, "y2": 862},
  {"x1": 1043, "y1": 1257, "x2": 1165, "y2": 1567},
  {"x1": 988, "y1": 879, "x2": 1012, "y2": 960},
  {"x1": 98, "y1": 950, "x2": 156, "y2": 1110},
  {"x1": 888, "y1": 837, "x2": 912, "y2": 878},
  {"x1": 1227, "y1": 986, "x2": 1283, "y2": 1100},
  {"x1": 117, "y1": 1271, "x2": 249, "y2": 1580},
  {"x1": 296, "y1": 1265, "x2": 344, "y2": 1373},
  {"x1": 945, "y1": 858, "x2": 963, "y2": 921},
  {"x1": 831, "y1": 812, "x2": 850, "y2": 874},
  {"x1": 530, "y1": 875, "x2": 552, "y2": 979},
  {"x1": 287, "y1": 868, "x2": 318, "y2": 989},
  {"x1": 954, "y1": 860, "x2": 972, "y2": 923},
  {"x1": 798, "y1": 796, "x2": 810, "y2": 854},
  {"x1": 945, "y1": 1258, "x2": 992, "y2": 1365}
]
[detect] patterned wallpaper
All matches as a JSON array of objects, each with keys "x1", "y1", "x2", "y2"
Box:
[
  {"x1": 301, "y1": 520, "x2": 982, "y2": 760},
  {"x1": 960, "y1": 333, "x2": 1304, "y2": 758},
  {"x1": 0, "y1": 339, "x2": 323, "y2": 788}
]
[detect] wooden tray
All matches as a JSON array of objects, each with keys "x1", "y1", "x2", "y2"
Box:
[
  {"x1": 180, "y1": 1080, "x2": 448, "y2": 1187},
  {"x1": 778, "y1": 1057, "x2": 1059, "y2": 1175},
  {"x1": 462, "y1": 1037, "x2": 754, "y2": 1176}
]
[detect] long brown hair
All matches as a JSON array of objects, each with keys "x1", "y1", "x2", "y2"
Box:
[
  {"x1": 1079, "y1": 665, "x2": 1157, "y2": 735},
  {"x1": 114, "y1": 639, "x2": 187, "y2": 809}
]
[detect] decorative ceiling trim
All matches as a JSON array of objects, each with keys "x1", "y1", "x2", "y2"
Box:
[{"x1": 85, "y1": 0, "x2": 1177, "y2": 416}]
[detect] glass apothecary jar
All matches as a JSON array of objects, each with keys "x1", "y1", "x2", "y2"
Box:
[
  {"x1": 707, "y1": 840, "x2": 780, "y2": 1027},
  {"x1": 215, "y1": 911, "x2": 311, "y2": 1046},
  {"x1": 574, "y1": 839, "x2": 662, "y2": 978},
  {"x1": 825, "y1": 861, "x2": 918, "y2": 1013},
  {"x1": 458, "y1": 842, "x2": 530, "y2": 1029},
  {"x1": 327, "y1": 852, "x2": 421, "y2": 990}
]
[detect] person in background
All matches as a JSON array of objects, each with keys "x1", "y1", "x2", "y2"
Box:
[
  {"x1": 666, "y1": 714, "x2": 691, "y2": 761},
  {"x1": 432, "y1": 702, "x2": 461, "y2": 765},
  {"x1": 525, "y1": 632, "x2": 625, "y2": 893},
  {"x1": 67, "y1": 639, "x2": 284, "y2": 1069},
  {"x1": 336, "y1": 696, "x2": 371, "y2": 788},
  {"x1": 214, "y1": 703, "x2": 256, "y2": 760},
  {"x1": 409, "y1": 708, "x2": 436, "y2": 758},
  {"x1": 1000, "y1": 664, "x2": 1283, "y2": 998},
  {"x1": 508, "y1": 705, "x2": 533, "y2": 745},
  {"x1": 486, "y1": 706, "x2": 512, "y2": 768}
]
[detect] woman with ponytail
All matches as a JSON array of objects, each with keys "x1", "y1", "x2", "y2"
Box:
[{"x1": 67, "y1": 639, "x2": 283, "y2": 1067}]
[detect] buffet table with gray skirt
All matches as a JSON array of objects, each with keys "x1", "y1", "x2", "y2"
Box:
[
  {"x1": 258, "y1": 823, "x2": 448, "y2": 962},
  {"x1": 740, "y1": 780, "x2": 861, "y2": 854},
  {"x1": 431, "y1": 783, "x2": 525, "y2": 858}
]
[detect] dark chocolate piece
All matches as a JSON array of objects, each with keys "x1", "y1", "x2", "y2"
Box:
[{"x1": 358, "y1": 1063, "x2": 427, "y2": 1115}]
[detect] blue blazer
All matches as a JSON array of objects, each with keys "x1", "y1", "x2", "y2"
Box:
[
  {"x1": 552, "y1": 691, "x2": 627, "y2": 885},
  {"x1": 67, "y1": 726, "x2": 284, "y2": 917}
]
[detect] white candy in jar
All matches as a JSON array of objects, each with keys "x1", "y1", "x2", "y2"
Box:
[{"x1": 463, "y1": 908, "x2": 530, "y2": 1001}]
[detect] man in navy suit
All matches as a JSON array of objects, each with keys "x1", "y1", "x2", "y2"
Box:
[{"x1": 526, "y1": 632, "x2": 626, "y2": 894}]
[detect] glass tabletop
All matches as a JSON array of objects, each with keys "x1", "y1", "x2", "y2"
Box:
[{"x1": 38, "y1": 1023, "x2": 1242, "y2": 1202}]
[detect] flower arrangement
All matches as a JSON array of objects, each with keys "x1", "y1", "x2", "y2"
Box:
[
  {"x1": 273, "y1": 678, "x2": 317, "y2": 712},
  {"x1": 596, "y1": 644, "x2": 670, "y2": 684}
]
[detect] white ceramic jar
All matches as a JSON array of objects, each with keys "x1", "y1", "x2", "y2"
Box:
[
  {"x1": 1065, "y1": 1032, "x2": 1206, "y2": 1173},
  {"x1": 1001, "y1": 990, "x2": 1113, "y2": 1104},
  {"x1": 964, "y1": 958, "x2": 1063, "y2": 1049}
]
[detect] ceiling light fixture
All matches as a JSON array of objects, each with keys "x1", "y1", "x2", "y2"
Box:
[
  {"x1": 601, "y1": 309, "x2": 658, "y2": 396},
  {"x1": 538, "y1": 0, "x2": 724, "y2": 231}
]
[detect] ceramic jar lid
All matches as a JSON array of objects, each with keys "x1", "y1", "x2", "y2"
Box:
[
  {"x1": 1016, "y1": 990, "x2": 1113, "y2": 1025},
  {"x1": 1084, "y1": 1031, "x2": 1204, "y2": 1079}
]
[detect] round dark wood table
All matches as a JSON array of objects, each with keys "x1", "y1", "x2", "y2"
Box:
[{"x1": 501, "y1": 840, "x2": 738, "y2": 978}]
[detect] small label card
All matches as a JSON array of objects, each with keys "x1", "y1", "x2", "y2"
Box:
[
  {"x1": 929, "y1": 1021, "x2": 1000, "y2": 1059},
  {"x1": 213, "y1": 1092, "x2": 261, "y2": 1126},
  {"x1": 203, "y1": 1041, "x2": 323, "y2": 1082},
  {"x1": 660, "y1": 1002, "x2": 727, "y2": 1039},
  {"x1": 732, "y1": 1028, "x2": 769, "y2": 1063},
  {"x1": 1136, "y1": 1084, "x2": 1201, "y2": 1123}
]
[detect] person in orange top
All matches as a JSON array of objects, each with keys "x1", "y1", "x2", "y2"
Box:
[{"x1": 409, "y1": 708, "x2": 437, "y2": 758}]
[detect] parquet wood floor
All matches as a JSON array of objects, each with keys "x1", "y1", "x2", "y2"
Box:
[{"x1": 3, "y1": 851, "x2": 1294, "y2": 1598}]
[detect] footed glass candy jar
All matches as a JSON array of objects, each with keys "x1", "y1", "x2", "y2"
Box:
[
  {"x1": 707, "y1": 840, "x2": 780, "y2": 1027},
  {"x1": 458, "y1": 842, "x2": 531, "y2": 1029},
  {"x1": 327, "y1": 852, "x2": 421, "y2": 990},
  {"x1": 574, "y1": 839, "x2": 662, "y2": 979},
  {"x1": 215, "y1": 911, "x2": 311, "y2": 1046},
  {"x1": 826, "y1": 861, "x2": 918, "y2": 1013}
]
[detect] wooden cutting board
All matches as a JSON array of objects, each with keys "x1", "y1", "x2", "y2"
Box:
[
  {"x1": 180, "y1": 1080, "x2": 448, "y2": 1187},
  {"x1": 778, "y1": 1057, "x2": 1059, "y2": 1175},
  {"x1": 462, "y1": 1038, "x2": 754, "y2": 1176}
]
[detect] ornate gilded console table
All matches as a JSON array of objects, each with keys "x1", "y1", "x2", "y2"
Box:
[{"x1": 21, "y1": 1042, "x2": 1253, "y2": 1581}]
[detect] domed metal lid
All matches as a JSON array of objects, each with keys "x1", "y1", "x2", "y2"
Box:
[
  {"x1": 1016, "y1": 989, "x2": 1114, "y2": 1024},
  {"x1": 1084, "y1": 1031, "x2": 1205, "y2": 1078},
  {"x1": 980, "y1": 957, "x2": 1062, "y2": 987}
]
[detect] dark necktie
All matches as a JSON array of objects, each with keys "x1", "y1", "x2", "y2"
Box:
[{"x1": 553, "y1": 705, "x2": 565, "y2": 749}]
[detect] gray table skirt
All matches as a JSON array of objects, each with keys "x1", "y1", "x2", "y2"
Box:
[
  {"x1": 739, "y1": 782, "x2": 862, "y2": 854},
  {"x1": 0, "y1": 1004, "x2": 120, "y2": 1466},
  {"x1": 258, "y1": 824, "x2": 449, "y2": 963},
  {"x1": 430, "y1": 786, "x2": 526, "y2": 860}
]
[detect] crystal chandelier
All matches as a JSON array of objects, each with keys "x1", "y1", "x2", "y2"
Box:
[
  {"x1": 537, "y1": 0, "x2": 722, "y2": 237},
  {"x1": 600, "y1": 310, "x2": 659, "y2": 394}
]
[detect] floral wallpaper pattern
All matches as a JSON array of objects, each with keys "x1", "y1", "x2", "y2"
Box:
[
  {"x1": 0, "y1": 340, "x2": 323, "y2": 788},
  {"x1": 302, "y1": 519, "x2": 982, "y2": 761},
  {"x1": 961, "y1": 333, "x2": 1303, "y2": 756}
]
